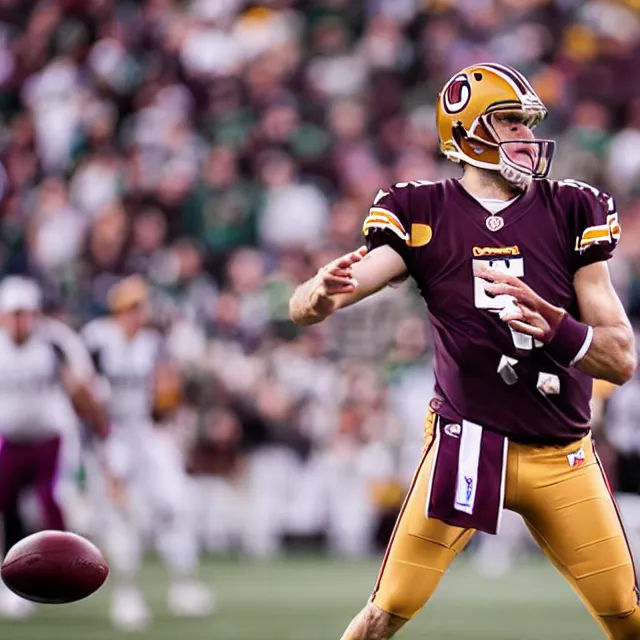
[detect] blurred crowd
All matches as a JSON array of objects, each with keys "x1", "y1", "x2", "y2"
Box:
[{"x1": 1, "y1": 0, "x2": 640, "y2": 557}]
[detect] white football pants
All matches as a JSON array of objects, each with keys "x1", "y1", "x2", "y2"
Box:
[{"x1": 86, "y1": 422, "x2": 198, "y2": 581}]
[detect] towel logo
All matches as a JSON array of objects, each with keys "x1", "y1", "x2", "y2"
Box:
[
  {"x1": 455, "y1": 476, "x2": 474, "y2": 509},
  {"x1": 464, "y1": 476, "x2": 473, "y2": 503},
  {"x1": 567, "y1": 448, "x2": 586, "y2": 467},
  {"x1": 444, "y1": 423, "x2": 461, "y2": 438}
]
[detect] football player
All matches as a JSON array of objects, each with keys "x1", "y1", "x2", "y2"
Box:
[
  {"x1": 290, "y1": 63, "x2": 639, "y2": 639},
  {"x1": 0, "y1": 276, "x2": 108, "y2": 618},
  {"x1": 82, "y1": 275, "x2": 213, "y2": 631}
]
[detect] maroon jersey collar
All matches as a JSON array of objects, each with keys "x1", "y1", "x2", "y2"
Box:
[{"x1": 450, "y1": 178, "x2": 539, "y2": 229}]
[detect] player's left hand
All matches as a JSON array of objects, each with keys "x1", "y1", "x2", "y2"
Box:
[
  {"x1": 477, "y1": 267, "x2": 565, "y2": 341},
  {"x1": 498, "y1": 300, "x2": 551, "y2": 340}
]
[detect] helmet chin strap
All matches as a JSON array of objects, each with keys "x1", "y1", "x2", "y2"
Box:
[
  {"x1": 458, "y1": 143, "x2": 533, "y2": 190},
  {"x1": 497, "y1": 147, "x2": 533, "y2": 190}
]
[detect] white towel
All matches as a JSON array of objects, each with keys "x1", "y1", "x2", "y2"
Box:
[{"x1": 454, "y1": 420, "x2": 483, "y2": 514}]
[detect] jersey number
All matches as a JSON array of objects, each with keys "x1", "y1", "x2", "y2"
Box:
[{"x1": 472, "y1": 256, "x2": 541, "y2": 351}]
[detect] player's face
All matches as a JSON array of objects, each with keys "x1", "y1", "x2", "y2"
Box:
[
  {"x1": 490, "y1": 112, "x2": 538, "y2": 172},
  {"x1": 130, "y1": 301, "x2": 149, "y2": 330},
  {"x1": 116, "y1": 301, "x2": 148, "y2": 335},
  {"x1": 6, "y1": 310, "x2": 37, "y2": 343}
]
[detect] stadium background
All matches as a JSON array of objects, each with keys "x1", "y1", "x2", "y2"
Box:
[{"x1": 1, "y1": 0, "x2": 640, "y2": 638}]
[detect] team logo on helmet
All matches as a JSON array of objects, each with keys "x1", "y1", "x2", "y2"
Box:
[{"x1": 442, "y1": 74, "x2": 471, "y2": 114}]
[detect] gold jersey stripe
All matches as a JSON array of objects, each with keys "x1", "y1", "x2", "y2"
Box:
[
  {"x1": 578, "y1": 214, "x2": 621, "y2": 249},
  {"x1": 368, "y1": 207, "x2": 407, "y2": 235},
  {"x1": 363, "y1": 220, "x2": 408, "y2": 242},
  {"x1": 579, "y1": 230, "x2": 612, "y2": 248},
  {"x1": 363, "y1": 208, "x2": 408, "y2": 238}
]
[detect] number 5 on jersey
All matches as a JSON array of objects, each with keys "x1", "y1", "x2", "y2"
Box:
[{"x1": 472, "y1": 256, "x2": 541, "y2": 351}]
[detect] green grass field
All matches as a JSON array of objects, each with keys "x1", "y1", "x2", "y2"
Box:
[{"x1": 0, "y1": 555, "x2": 604, "y2": 640}]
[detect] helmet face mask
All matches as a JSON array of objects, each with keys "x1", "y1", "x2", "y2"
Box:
[
  {"x1": 497, "y1": 138, "x2": 556, "y2": 188},
  {"x1": 481, "y1": 112, "x2": 556, "y2": 188},
  {"x1": 437, "y1": 63, "x2": 556, "y2": 189}
]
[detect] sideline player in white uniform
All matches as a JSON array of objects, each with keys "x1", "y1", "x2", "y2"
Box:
[
  {"x1": 82, "y1": 275, "x2": 213, "y2": 631},
  {"x1": 0, "y1": 276, "x2": 109, "y2": 618}
]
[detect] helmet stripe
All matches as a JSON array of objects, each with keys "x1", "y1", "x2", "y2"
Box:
[
  {"x1": 509, "y1": 67, "x2": 537, "y2": 95},
  {"x1": 505, "y1": 66, "x2": 537, "y2": 95},
  {"x1": 480, "y1": 63, "x2": 535, "y2": 96}
]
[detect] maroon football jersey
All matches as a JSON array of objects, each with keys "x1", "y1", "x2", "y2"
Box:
[{"x1": 363, "y1": 178, "x2": 620, "y2": 444}]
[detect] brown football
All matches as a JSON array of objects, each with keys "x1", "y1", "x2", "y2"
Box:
[{"x1": 1, "y1": 531, "x2": 109, "y2": 604}]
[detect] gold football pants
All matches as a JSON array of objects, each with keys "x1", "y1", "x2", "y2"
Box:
[{"x1": 371, "y1": 413, "x2": 640, "y2": 639}]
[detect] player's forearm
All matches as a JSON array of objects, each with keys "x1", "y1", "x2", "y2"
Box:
[
  {"x1": 69, "y1": 385, "x2": 111, "y2": 438},
  {"x1": 575, "y1": 325, "x2": 636, "y2": 385},
  {"x1": 289, "y1": 246, "x2": 405, "y2": 326},
  {"x1": 289, "y1": 276, "x2": 352, "y2": 326},
  {"x1": 290, "y1": 276, "x2": 324, "y2": 326}
]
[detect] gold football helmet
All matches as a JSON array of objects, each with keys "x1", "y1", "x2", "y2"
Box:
[{"x1": 436, "y1": 63, "x2": 555, "y2": 188}]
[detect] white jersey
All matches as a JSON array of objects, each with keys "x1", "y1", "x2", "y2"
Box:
[
  {"x1": 82, "y1": 318, "x2": 164, "y2": 426},
  {"x1": 0, "y1": 317, "x2": 94, "y2": 441}
]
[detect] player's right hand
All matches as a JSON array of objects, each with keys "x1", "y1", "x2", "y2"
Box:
[
  {"x1": 309, "y1": 246, "x2": 368, "y2": 316},
  {"x1": 477, "y1": 265, "x2": 564, "y2": 341}
]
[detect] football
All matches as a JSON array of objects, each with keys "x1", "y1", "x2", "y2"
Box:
[{"x1": 1, "y1": 531, "x2": 109, "y2": 604}]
